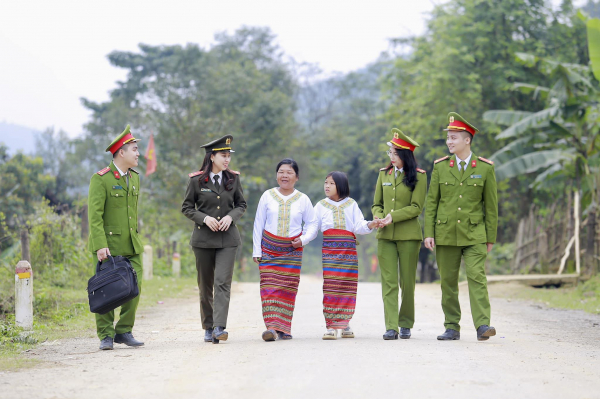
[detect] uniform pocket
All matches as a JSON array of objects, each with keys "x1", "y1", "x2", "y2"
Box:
[
  {"x1": 440, "y1": 179, "x2": 455, "y2": 196},
  {"x1": 435, "y1": 215, "x2": 448, "y2": 225},
  {"x1": 110, "y1": 191, "x2": 126, "y2": 208},
  {"x1": 104, "y1": 226, "x2": 121, "y2": 236}
]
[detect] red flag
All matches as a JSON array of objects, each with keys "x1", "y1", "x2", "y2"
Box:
[{"x1": 145, "y1": 134, "x2": 157, "y2": 176}]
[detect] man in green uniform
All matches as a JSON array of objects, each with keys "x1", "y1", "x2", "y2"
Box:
[
  {"x1": 373, "y1": 129, "x2": 427, "y2": 340},
  {"x1": 88, "y1": 125, "x2": 144, "y2": 350},
  {"x1": 424, "y1": 112, "x2": 498, "y2": 341}
]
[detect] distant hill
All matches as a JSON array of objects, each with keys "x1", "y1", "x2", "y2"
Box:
[{"x1": 0, "y1": 122, "x2": 40, "y2": 155}]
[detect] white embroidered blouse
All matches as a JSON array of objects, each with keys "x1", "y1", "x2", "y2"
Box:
[
  {"x1": 252, "y1": 188, "x2": 318, "y2": 257},
  {"x1": 303, "y1": 197, "x2": 373, "y2": 244}
]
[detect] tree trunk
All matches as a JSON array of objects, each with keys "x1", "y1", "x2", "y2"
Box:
[
  {"x1": 585, "y1": 207, "x2": 597, "y2": 275},
  {"x1": 20, "y1": 229, "x2": 30, "y2": 262},
  {"x1": 80, "y1": 205, "x2": 89, "y2": 240}
]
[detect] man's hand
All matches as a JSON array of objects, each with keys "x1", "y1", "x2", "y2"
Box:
[
  {"x1": 97, "y1": 247, "x2": 111, "y2": 262},
  {"x1": 487, "y1": 243, "x2": 493, "y2": 253},
  {"x1": 424, "y1": 237, "x2": 435, "y2": 251},
  {"x1": 253, "y1": 257, "x2": 261, "y2": 264},
  {"x1": 291, "y1": 238, "x2": 303, "y2": 248},
  {"x1": 204, "y1": 216, "x2": 220, "y2": 232},
  {"x1": 218, "y1": 215, "x2": 233, "y2": 231}
]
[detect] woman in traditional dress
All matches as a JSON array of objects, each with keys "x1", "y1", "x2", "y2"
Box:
[
  {"x1": 252, "y1": 158, "x2": 318, "y2": 341},
  {"x1": 304, "y1": 171, "x2": 379, "y2": 340},
  {"x1": 181, "y1": 135, "x2": 247, "y2": 344},
  {"x1": 372, "y1": 128, "x2": 427, "y2": 340}
]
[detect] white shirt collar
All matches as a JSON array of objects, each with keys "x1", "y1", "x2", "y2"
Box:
[
  {"x1": 209, "y1": 170, "x2": 223, "y2": 181},
  {"x1": 455, "y1": 152, "x2": 472, "y2": 169},
  {"x1": 395, "y1": 166, "x2": 404, "y2": 173},
  {"x1": 114, "y1": 163, "x2": 127, "y2": 177},
  {"x1": 325, "y1": 197, "x2": 350, "y2": 206}
]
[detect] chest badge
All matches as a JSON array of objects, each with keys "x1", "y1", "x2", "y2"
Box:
[{"x1": 383, "y1": 182, "x2": 392, "y2": 186}]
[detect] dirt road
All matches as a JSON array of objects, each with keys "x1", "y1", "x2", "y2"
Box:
[{"x1": 2, "y1": 277, "x2": 600, "y2": 399}]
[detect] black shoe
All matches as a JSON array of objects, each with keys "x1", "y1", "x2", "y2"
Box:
[
  {"x1": 114, "y1": 332, "x2": 144, "y2": 347},
  {"x1": 476, "y1": 325, "x2": 496, "y2": 341},
  {"x1": 212, "y1": 326, "x2": 228, "y2": 344},
  {"x1": 437, "y1": 329, "x2": 460, "y2": 340},
  {"x1": 99, "y1": 336, "x2": 113, "y2": 350},
  {"x1": 400, "y1": 327, "x2": 411, "y2": 339},
  {"x1": 204, "y1": 328, "x2": 214, "y2": 342},
  {"x1": 383, "y1": 329, "x2": 399, "y2": 340}
]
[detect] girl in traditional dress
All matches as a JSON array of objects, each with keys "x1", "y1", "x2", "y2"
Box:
[
  {"x1": 252, "y1": 158, "x2": 318, "y2": 341},
  {"x1": 304, "y1": 171, "x2": 379, "y2": 340}
]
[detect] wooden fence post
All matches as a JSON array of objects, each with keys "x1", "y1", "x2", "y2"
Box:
[
  {"x1": 172, "y1": 252, "x2": 181, "y2": 278},
  {"x1": 15, "y1": 260, "x2": 33, "y2": 330},
  {"x1": 143, "y1": 245, "x2": 153, "y2": 280}
]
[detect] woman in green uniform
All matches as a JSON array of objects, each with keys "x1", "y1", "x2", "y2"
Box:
[
  {"x1": 372, "y1": 128, "x2": 427, "y2": 340},
  {"x1": 181, "y1": 135, "x2": 247, "y2": 344}
]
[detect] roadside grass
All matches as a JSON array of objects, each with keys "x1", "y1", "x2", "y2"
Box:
[
  {"x1": 0, "y1": 276, "x2": 197, "y2": 372},
  {"x1": 491, "y1": 275, "x2": 600, "y2": 315}
]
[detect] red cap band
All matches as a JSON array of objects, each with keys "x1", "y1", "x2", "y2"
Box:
[
  {"x1": 447, "y1": 121, "x2": 476, "y2": 135},
  {"x1": 109, "y1": 133, "x2": 135, "y2": 154},
  {"x1": 390, "y1": 138, "x2": 416, "y2": 152}
]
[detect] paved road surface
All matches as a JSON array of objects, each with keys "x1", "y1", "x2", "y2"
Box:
[{"x1": 2, "y1": 277, "x2": 600, "y2": 399}]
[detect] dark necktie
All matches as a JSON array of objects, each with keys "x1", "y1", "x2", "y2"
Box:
[{"x1": 214, "y1": 175, "x2": 220, "y2": 190}]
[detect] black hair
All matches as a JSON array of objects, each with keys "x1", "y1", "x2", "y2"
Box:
[
  {"x1": 276, "y1": 158, "x2": 299, "y2": 177},
  {"x1": 461, "y1": 131, "x2": 474, "y2": 144},
  {"x1": 385, "y1": 148, "x2": 419, "y2": 191},
  {"x1": 197, "y1": 150, "x2": 235, "y2": 191},
  {"x1": 326, "y1": 171, "x2": 350, "y2": 200}
]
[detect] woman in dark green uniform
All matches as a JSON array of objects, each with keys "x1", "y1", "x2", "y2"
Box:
[
  {"x1": 181, "y1": 135, "x2": 247, "y2": 344},
  {"x1": 372, "y1": 128, "x2": 427, "y2": 340}
]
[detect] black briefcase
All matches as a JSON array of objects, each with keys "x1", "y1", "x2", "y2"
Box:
[{"x1": 87, "y1": 255, "x2": 139, "y2": 315}]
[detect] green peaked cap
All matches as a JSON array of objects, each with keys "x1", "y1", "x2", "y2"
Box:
[
  {"x1": 444, "y1": 112, "x2": 479, "y2": 135},
  {"x1": 200, "y1": 134, "x2": 235, "y2": 153},
  {"x1": 105, "y1": 125, "x2": 141, "y2": 154},
  {"x1": 387, "y1": 128, "x2": 420, "y2": 151}
]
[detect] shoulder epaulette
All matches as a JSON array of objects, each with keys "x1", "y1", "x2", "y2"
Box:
[
  {"x1": 380, "y1": 167, "x2": 387, "y2": 171},
  {"x1": 230, "y1": 170, "x2": 240, "y2": 175},
  {"x1": 417, "y1": 168, "x2": 426, "y2": 174},
  {"x1": 97, "y1": 167, "x2": 110, "y2": 176},
  {"x1": 188, "y1": 170, "x2": 204, "y2": 178},
  {"x1": 434, "y1": 156, "x2": 450, "y2": 164},
  {"x1": 130, "y1": 168, "x2": 139, "y2": 174},
  {"x1": 478, "y1": 156, "x2": 494, "y2": 165}
]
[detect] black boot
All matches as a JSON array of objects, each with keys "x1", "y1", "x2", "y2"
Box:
[
  {"x1": 204, "y1": 328, "x2": 214, "y2": 342},
  {"x1": 114, "y1": 332, "x2": 144, "y2": 347},
  {"x1": 476, "y1": 325, "x2": 496, "y2": 341},
  {"x1": 383, "y1": 329, "x2": 399, "y2": 340},
  {"x1": 212, "y1": 326, "x2": 228, "y2": 344},
  {"x1": 437, "y1": 329, "x2": 460, "y2": 340},
  {"x1": 400, "y1": 327, "x2": 411, "y2": 339},
  {"x1": 99, "y1": 336, "x2": 113, "y2": 350}
]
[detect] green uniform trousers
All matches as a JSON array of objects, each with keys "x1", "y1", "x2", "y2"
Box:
[
  {"x1": 377, "y1": 239, "x2": 420, "y2": 331},
  {"x1": 436, "y1": 244, "x2": 491, "y2": 331},
  {"x1": 192, "y1": 246, "x2": 238, "y2": 329},
  {"x1": 94, "y1": 254, "x2": 143, "y2": 340}
]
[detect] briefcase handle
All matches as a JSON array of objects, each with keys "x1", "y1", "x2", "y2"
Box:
[{"x1": 96, "y1": 255, "x2": 117, "y2": 274}]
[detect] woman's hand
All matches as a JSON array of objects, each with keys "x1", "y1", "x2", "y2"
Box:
[
  {"x1": 379, "y1": 213, "x2": 393, "y2": 227},
  {"x1": 291, "y1": 237, "x2": 303, "y2": 248},
  {"x1": 218, "y1": 215, "x2": 233, "y2": 231},
  {"x1": 204, "y1": 216, "x2": 220, "y2": 232},
  {"x1": 424, "y1": 237, "x2": 435, "y2": 251},
  {"x1": 253, "y1": 257, "x2": 261, "y2": 264}
]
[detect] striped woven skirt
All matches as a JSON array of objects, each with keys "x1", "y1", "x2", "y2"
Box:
[
  {"x1": 259, "y1": 230, "x2": 303, "y2": 335},
  {"x1": 322, "y1": 229, "x2": 358, "y2": 329}
]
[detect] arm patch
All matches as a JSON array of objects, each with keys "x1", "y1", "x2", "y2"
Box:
[
  {"x1": 417, "y1": 168, "x2": 426, "y2": 174},
  {"x1": 189, "y1": 170, "x2": 204, "y2": 178},
  {"x1": 434, "y1": 156, "x2": 449, "y2": 164}
]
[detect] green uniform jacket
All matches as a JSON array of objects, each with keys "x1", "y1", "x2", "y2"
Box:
[
  {"x1": 181, "y1": 170, "x2": 247, "y2": 248},
  {"x1": 87, "y1": 161, "x2": 143, "y2": 255},
  {"x1": 372, "y1": 168, "x2": 427, "y2": 241},
  {"x1": 424, "y1": 154, "x2": 498, "y2": 246}
]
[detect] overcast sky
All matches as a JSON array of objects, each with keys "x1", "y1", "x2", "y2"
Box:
[
  {"x1": 0, "y1": 0, "x2": 442, "y2": 137},
  {"x1": 0, "y1": 0, "x2": 584, "y2": 138}
]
